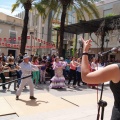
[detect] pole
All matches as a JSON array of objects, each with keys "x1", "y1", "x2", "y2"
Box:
[{"x1": 30, "y1": 33, "x2": 32, "y2": 55}]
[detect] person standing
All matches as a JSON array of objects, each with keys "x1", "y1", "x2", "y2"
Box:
[
  {"x1": 76, "y1": 58, "x2": 82, "y2": 86},
  {"x1": 81, "y1": 37, "x2": 120, "y2": 120},
  {"x1": 7, "y1": 58, "x2": 19, "y2": 91},
  {"x1": 16, "y1": 54, "x2": 40, "y2": 100},
  {"x1": 68, "y1": 57, "x2": 78, "y2": 88},
  {"x1": 88, "y1": 57, "x2": 98, "y2": 89},
  {"x1": 0, "y1": 56, "x2": 8, "y2": 90},
  {"x1": 31, "y1": 56, "x2": 40, "y2": 86},
  {"x1": 65, "y1": 56, "x2": 71, "y2": 79},
  {"x1": 40, "y1": 61, "x2": 46, "y2": 84},
  {"x1": 7, "y1": 53, "x2": 14, "y2": 62},
  {"x1": 60, "y1": 57, "x2": 67, "y2": 78}
]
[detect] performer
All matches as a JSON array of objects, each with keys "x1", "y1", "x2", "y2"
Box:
[
  {"x1": 16, "y1": 54, "x2": 40, "y2": 100},
  {"x1": 81, "y1": 37, "x2": 120, "y2": 120},
  {"x1": 49, "y1": 57, "x2": 66, "y2": 88}
]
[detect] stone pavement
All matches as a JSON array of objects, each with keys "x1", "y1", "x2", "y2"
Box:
[{"x1": 0, "y1": 82, "x2": 113, "y2": 120}]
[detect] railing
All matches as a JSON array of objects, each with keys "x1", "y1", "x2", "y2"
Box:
[{"x1": 0, "y1": 75, "x2": 32, "y2": 87}]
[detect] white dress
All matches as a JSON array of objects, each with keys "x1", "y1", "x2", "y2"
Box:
[{"x1": 49, "y1": 61, "x2": 66, "y2": 88}]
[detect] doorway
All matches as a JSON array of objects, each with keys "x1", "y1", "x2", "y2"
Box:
[{"x1": 8, "y1": 50, "x2": 16, "y2": 58}]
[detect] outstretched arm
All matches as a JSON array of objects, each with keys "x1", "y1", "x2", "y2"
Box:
[{"x1": 81, "y1": 37, "x2": 120, "y2": 84}]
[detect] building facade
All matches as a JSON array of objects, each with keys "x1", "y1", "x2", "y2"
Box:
[
  {"x1": 16, "y1": 10, "x2": 54, "y2": 56},
  {"x1": 77, "y1": 0, "x2": 120, "y2": 61},
  {"x1": 0, "y1": 12, "x2": 23, "y2": 58},
  {"x1": 16, "y1": 9, "x2": 77, "y2": 57}
]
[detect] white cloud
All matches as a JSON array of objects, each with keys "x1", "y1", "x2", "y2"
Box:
[{"x1": 0, "y1": 8, "x2": 20, "y2": 16}]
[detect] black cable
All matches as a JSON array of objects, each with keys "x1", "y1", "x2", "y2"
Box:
[{"x1": 0, "y1": 75, "x2": 32, "y2": 86}]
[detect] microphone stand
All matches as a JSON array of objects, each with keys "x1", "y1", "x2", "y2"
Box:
[
  {"x1": 97, "y1": 52, "x2": 109, "y2": 120},
  {"x1": 97, "y1": 83, "x2": 107, "y2": 120}
]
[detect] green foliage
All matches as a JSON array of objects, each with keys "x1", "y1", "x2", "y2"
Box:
[
  {"x1": 105, "y1": 13, "x2": 116, "y2": 18},
  {"x1": 39, "y1": 0, "x2": 100, "y2": 22}
]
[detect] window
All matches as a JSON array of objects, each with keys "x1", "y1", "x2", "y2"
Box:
[{"x1": 10, "y1": 31, "x2": 16, "y2": 44}]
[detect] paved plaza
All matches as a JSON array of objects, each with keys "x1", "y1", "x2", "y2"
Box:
[{"x1": 0, "y1": 81, "x2": 113, "y2": 120}]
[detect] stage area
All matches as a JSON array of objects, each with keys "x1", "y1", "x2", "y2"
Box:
[{"x1": 2, "y1": 93, "x2": 75, "y2": 117}]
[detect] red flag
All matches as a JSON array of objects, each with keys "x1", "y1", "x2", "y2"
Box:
[
  {"x1": 18, "y1": 37, "x2": 21, "y2": 40},
  {"x1": 9, "y1": 38, "x2": 11, "y2": 41},
  {"x1": 2, "y1": 42, "x2": 5, "y2": 46},
  {"x1": 43, "y1": 41, "x2": 46, "y2": 44},
  {"x1": 4, "y1": 38, "x2": 7, "y2": 41},
  {"x1": 17, "y1": 44, "x2": 19, "y2": 48},
  {"x1": 8, "y1": 43, "x2": 11, "y2": 47},
  {"x1": 27, "y1": 46, "x2": 30, "y2": 48},
  {"x1": 38, "y1": 39, "x2": 40, "y2": 42},
  {"x1": 27, "y1": 36, "x2": 30, "y2": 39}
]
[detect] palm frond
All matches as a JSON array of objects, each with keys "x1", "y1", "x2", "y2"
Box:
[
  {"x1": 79, "y1": 1, "x2": 94, "y2": 20},
  {"x1": 73, "y1": 4, "x2": 85, "y2": 20},
  {"x1": 11, "y1": 2, "x2": 20, "y2": 12},
  {"x1": 80, "y1": 0, "x2": 100, "y2": 18}
]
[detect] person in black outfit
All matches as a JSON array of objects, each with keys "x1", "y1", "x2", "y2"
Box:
[
  {"x1": 0, "y1": 56, "x2": 8, "y2": 89},
  {"x1": 81, "y1": 37, "x2": 120, "y2": 120},
  {"x1": 7, "y1": 58, "x2": 19, "y2": 91}
]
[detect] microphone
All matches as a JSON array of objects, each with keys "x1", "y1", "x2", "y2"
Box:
[{"x1": 99, "y1": 46, "x2": 120, "y2": 56}]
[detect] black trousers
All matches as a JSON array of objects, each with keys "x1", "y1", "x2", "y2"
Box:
[
  {"x1": 76, "y1": 71, "x2": 82, "y2": 85},
  {"x1": 111, "y1": 106, "x2": 120, "y2": 120},
  {"x1": 68, "y1": 69, "x2": 76, "y2": 85},
  {"x1": 0, "y1": 73, "x2": 6, "y2": 89}
]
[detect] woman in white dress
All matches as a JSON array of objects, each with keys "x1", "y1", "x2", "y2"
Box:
[{"x1": 50, "y1": 57, "x2": 66, "y2": 88}]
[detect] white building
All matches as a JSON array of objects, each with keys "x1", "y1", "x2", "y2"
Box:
[
  {"x1": 16, "y1": 10, "x2": 51, "y2": 55},
  {"x1": 16, "y1": 9, "x2": 77, "y2": 57},
  {"x1": 0, "y1": 12, "x2": 23, "y2": 58}
]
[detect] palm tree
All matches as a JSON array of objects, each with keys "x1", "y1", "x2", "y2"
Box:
[
  {"x1": 12, "y1": 0, "x2": 45, "y2": 55},
  {"x1": 39, "y1": 0, "x2": 100, "y2": 57}
]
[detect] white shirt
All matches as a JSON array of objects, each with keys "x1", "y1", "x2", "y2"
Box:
[
  {"x1": 20, "y1": 62, "x2": 39, "y2": 77},
  {"x1": 7, "y1": 56, "x2": 14, "y2": 61},
  {"x1": 91, "y1": 62, "x2": 97, "y2": 69}
]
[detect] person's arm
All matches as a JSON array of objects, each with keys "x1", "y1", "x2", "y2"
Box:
[
  {"x1": 81, "y1": 37, "x2": 120, "y2": 84},
  {"x1": 52, "y1": 62, "x2": 58, "y2": 70},
  {"x1": 8, "y1": 67, "x2": 15, "y2": 72},
  {"x1": 30, "y1": 63, "x2": 39, "y2": 71}
]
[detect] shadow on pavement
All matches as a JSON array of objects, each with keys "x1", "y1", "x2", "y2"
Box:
[{"x1": 17, "y1": 99, "x2": 48, "y2": 106}]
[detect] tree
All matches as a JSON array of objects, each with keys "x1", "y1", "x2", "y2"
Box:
[
  {"x1": 12, "y1": 0, "x2": 45, "y2": 55},
  {"x1": 39, "y1": 0, "x2": 100, "y2": 57}
]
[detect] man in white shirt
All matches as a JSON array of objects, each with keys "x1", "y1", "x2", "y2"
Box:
[{"x1": 16, "y1": 54, "x2": 39, "y2": 100}]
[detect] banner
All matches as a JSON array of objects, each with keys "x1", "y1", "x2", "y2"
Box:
[{"x1": 0, "y1": 36, "x2": 56, "y2": 49}]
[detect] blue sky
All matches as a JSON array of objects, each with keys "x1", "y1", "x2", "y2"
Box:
[{"x1": 0, "y1": 0, "x2": 23, "y2": 16}]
